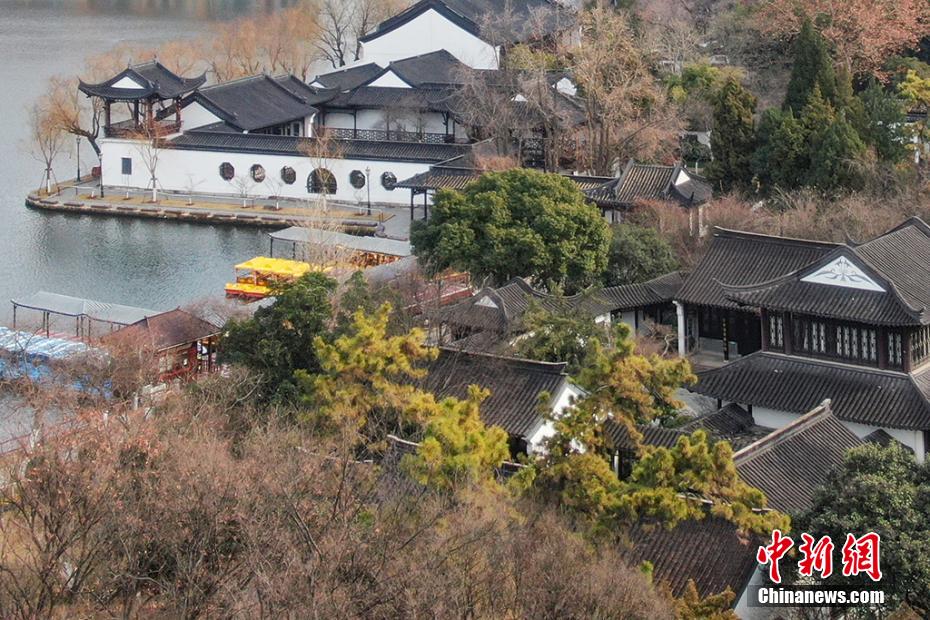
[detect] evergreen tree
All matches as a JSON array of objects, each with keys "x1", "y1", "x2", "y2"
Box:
[
  {"x1": 706, "y1": 78, "x2": 757, "y2": 192},
  {"x1": 411, "y1": 169, "x2": 610, "y2": 294},
  {"x1": 752, "y1": 108, "x2": 807, "y2": 192},
  {"x1": 805, "y1": 102, "x2": 866, "y2": 191},
  {"x1": 603, "y1": 223, "x2": 679, "y2": 287},
  {"x1": 785, "y1": 19, "x2": 837, "y2": 113},
  {"x1": 858, "y1": 79, "x2": 909, "y2": 163}
]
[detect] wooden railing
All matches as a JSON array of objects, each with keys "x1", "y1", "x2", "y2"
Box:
[
  {"x1": 104, "y1": 119, "x2": 182, "y2": 138},
  {"x1": 325, "y1": 127, "x2": 454, "y2": 144}
]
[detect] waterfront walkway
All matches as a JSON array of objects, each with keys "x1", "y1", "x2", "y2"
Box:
[{"x1": 26, "y1": 179, "x2": 418, "y2": 240}]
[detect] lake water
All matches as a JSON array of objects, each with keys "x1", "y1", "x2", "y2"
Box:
[{"x1": 0, "y1": 1, "x2": 271, "y2": 321}]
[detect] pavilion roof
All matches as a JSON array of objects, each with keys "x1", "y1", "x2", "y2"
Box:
[
  {"x1": 268, "y1": 227, "x2": 412, "y2": 257},
  {"x1": 313, "y1": 63, "x2": 383, "y2": 90},
  {"x1": 78, "y1": 60, "x2": 206, "y2": 101},
  {"x1": 11, "y1": 291, "x2": 158, "y2": 326}
]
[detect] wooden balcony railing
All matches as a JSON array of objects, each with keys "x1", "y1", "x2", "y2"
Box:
[
  {"x1": 324, "y1": 126, "x2": 455, "y2": 144},
  {"x1": 104, "y1": 119, "x2": 182, "y2": 138}
]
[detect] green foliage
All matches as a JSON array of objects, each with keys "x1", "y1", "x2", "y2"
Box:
[
  {"x1": 503, "y1": 43, "x2": 562, "y2": 72},
  {"x1": 898, "y1": 69, "x2": 930, "y2": 151},
  {"x1": 706, "y1": 78, "x2": 757, "y2": 191},
  {"x1": 785, "y1": 19, "x2": 837, "y2": 113},
  {"x1": 574, "y1": 323, "x2": 696, "y2": 428},
  {"x1": 515, "y1": 301, "x2": 608, "y2": 375},
  {"x1": 666, "y1": 62, "x2": 736, "y2": 104},
  {"x1": 402, "y1": 385, "x2": 510, "y2": 491},
  {"x1": 620, "y1": 430, "x2": 789, "y2": 534},
  {"x1": 753, "y1": 108, "x2": 807, "y2": 191},
  {"x1": 805, "y1": 107, "x2": 866, "y2": 192},
  {"x1": 297, "y1": 303, "x2": 437, "y2": 445},
  {"x1": 857, "y1": 80, "x2": 910, "y2": 163},
  {"x1": 410, "y1": 169, "x2": 610, "y2": 294},
  {"x1": 220, "y1": 272, "x2": 336, "y2": 401},
  {"x1": 604, "y1": 223, "x2": 679, "y2": 287},
  {"x1": 798, "y1": 443, "x2": 930, "y2": 614},
  {"x1": 674, "y1": 580, "x2": 738, "y2": 619}
]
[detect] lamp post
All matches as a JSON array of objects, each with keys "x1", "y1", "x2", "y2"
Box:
[
  {"x1": 365, "y1": 166, "x2": 371, "y2": 215},
  {"x1": 75, "y1": 136, "x2": 81, "y2": 182}
]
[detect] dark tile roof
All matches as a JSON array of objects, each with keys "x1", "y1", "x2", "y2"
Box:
[
  {"x1": 734, "y1": 402, "x2": 861, "y2": 514},
  {"x1": 723, "y1": 218, "x2": 930, "y2": 325},
  {"x1": 322, "y1": 85, "x2": 456, "y2": 112},
  {"x1": 692, "y1": 351, "x2": 930, "y2": 431},
  {"x1": 600, "y1": 271, "x2": 685, "y2": 312},
  {"x1": 604, "y1": 418, "x2": 687, "y2": 452},
  {"x1": 313, "y1": 63, "x2": 383, "y2": 90},
  {"x1": 680, "y1": 403, "x2": 755, "y2": 437},
  {"x1": 79, "y1": 60, "x2": 206, "y2": 101},
  {"x1": 185, "y1": 74, "x2": 319, "y2": 132},
  {"x1": 104, "y1": 309, "x2": 220, "y2": 351},
  {"x1": 414, "y1": 347, "x2": 571, "y2": 437},
  {"x1": 388, "y1": 50, "x2": 470, "y2": 87},
  {"x1": 360, "y1": 0, "x2": 570, "y2": 45},
  {"x1": 169, "y1": 129, "x2": 470, "y2": 163},
  {"x1": 396, "y1": 166, "x2": 612, "y2": 192},
  {"x1": 605, "y1": 404, "x2": 767, "y2": 454},
  {"x1": 585, "y1": 160, "x2": 712, "y2": 209},
  {"x1": 434, "y1": 277, "x2": 612, "y2": 335},
  {"x1": 725, "y1": 270, "x2": 919, "y2": 326},
  {"x1": 862, "y1": 428, "x2": 913, "y2": 453},
  {"x1": 623, "y1": 516, "x2": 762, "y2": 599},
  {"x1": 853, "y1": 218, "x2": 930, "y2": 317},
  {"x1": 676, "y1": 228, "x2": 839, "y2": 310}
]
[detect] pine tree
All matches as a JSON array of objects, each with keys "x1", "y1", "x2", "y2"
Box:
[
  {"x1": 706, "y1": 77, "x2": 757, "y2": 192},
  {"x1": 753, "y1": 108, "x2": 807, "y2": 192},
  {"x1": 785, "y1": 19, "x2": 837, "y2": 113}
]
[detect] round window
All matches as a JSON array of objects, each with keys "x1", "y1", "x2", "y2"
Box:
[
  {"x1": 250, "y1": 164, "x2": 266, "y2": 183},
  {"x1": 381, "y1": 171, "x2": 397, "y2": 191},
  {"x1": 219, "y1": 162, "x2": 235, "y2": 181},
  {"x1": 349, "y1": 170, "x2": 366, "y2": 189},
  {"x1": 281, "y1": 166, "x2": 296, "y2": 185}
]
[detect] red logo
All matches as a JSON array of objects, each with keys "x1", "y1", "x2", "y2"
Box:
[{"x1": 758, "y1": 531, "x2": 882, "y2": 583}]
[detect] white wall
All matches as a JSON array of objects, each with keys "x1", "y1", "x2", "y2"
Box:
[
  {"x1": 366, "y1": 70, "x2": 412, "y2": 88},
  {"x1": 361, "y1": 8, "x2": 500, "y2": 69},
  {"x1": 525, "y1": 382, "x2": 585, "y2": 454},
  {"x1": 181, "y1": 102, "x2": 222, "y2": 131},
  {"x1": 100, "y1": 138, "x2": 431, "y2": 206},
  {"x1": 322, "y1": 108, "x2": 451, "y2": 136},
  {"x1": 743, "y1": 404, "x2": 925, "y2": 462}
]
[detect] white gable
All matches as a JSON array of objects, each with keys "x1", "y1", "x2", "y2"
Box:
[
  {"x1": 112, "y1": 75, "x2": 146, "y2": 89},
  {"x1": 512, "y1": 93, "x2": 528, "y2": 102},
  {"x1": 361, "y1": 7, "x2": 499, "y2": 69},
  {"x1": 475, "y1": 295, "x2": 499, "y2": 308},
  {"x1": 801, "y1": 255, "x2": 886, "y2": 292},
  {"x1": 366, "y1": 69, "x2": 412, "y2": 88}
]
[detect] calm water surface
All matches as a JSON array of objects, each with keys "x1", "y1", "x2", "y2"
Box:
[{"x1": 0, "y1": 1, "x2": 269, "y2": 320}]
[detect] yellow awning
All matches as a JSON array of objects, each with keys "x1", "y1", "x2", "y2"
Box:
[{"x1": 234, "y1": 256, "x2": 313, "y2": 278}]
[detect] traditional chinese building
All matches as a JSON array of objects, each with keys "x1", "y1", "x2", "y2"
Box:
[
  {"x1": 78, "y1": 60, "x2": 206, "y2": 138},
  {"x1": 689, "y1": 218, "x2": 930, "y2": 459},
  {"x1": 412, "y1": 347, "x2": 584, "y2": 455}
]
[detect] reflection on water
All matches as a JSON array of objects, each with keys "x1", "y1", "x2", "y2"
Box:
[
  {"x1": 0, "y1": 1, "x2": 270, "y2": 320},
  {"x1": 4, "y1": 0, "x2": 300, "y2": 19}
]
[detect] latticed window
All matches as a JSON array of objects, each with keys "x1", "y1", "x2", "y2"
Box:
[
  {"x1": 768, "y1": 314, "x2": 784, "y2": 349},
  {"x1": 308, "y1": 168, "x2": 337, "y2": 194},
  {"x1": 219, "y1": 162, "x2": 235, "y2": 181},
  {"x1": 910, "y1": 325, "x2": 930, "y2": 367},
  {"x1": 889, "y1": 332, "x2": 904, "y2": 368}
]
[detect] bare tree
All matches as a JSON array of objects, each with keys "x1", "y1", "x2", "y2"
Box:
[{"x1": 28, "y1": 101, "x2": 66, "y2": 194}]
